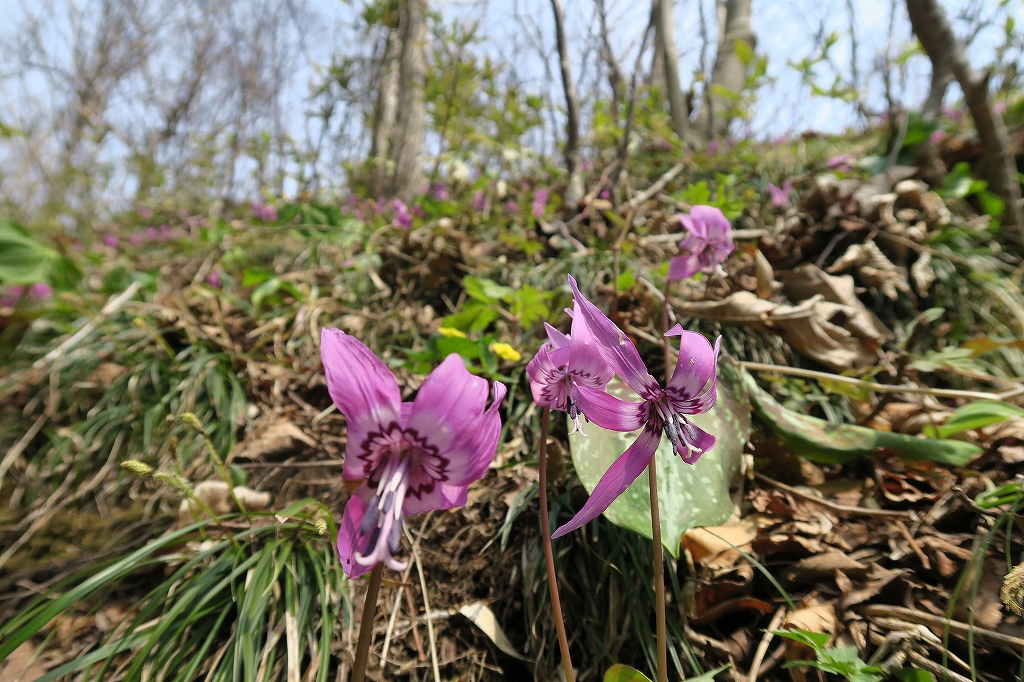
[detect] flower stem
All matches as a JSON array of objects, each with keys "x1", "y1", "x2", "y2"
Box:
[
  {"x1": 538, "y1": 406, "x2": 575, "y2": 682},
  {"x1": 649, "y1": 458, "x2": 668, "y2": 682},
  {"x1": 352, "y1": 562, "x2": 384, "y2": 682}
]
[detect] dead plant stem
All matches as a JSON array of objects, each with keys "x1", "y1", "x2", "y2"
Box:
[
  {"x1": 538, "y1": 406, "x2": 575, "y2": 682},
  {"x1": 352, "y1": 562, "x2": 385, "y2": 682}
]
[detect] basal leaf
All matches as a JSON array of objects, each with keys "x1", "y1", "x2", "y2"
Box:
[
  {"x1": 922, "y1": 400, "x2": 1024, "y2": 439},
  {"x1": 604, "y1": 664, "x2": 652, "y2": 682}
]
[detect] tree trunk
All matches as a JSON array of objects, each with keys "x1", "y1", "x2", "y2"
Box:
[
  {"x1": 387, "y1": 0, "x2": 427, "y2": 200},
  {"x1": 654, "y1": 0, "x2": 689, "y2": 143},
  {"x1": 368, "y1": 28, "x2": 402, "y2": 195},
  {"x1": 596, "y1": 0, "x2": 625, "y2": 124},
  {"x1": 695, "y1": 0, "x2": 755, "y2": 141},
  {"x1": 549, "y1": 0, "x2": 584, "y2": 209},
  {"x1": 647, "y1": 1, "x2": 666, "y2": 91},
  {"x1": 906, "y1": 0, "x2": 1023, "y2": 232}
]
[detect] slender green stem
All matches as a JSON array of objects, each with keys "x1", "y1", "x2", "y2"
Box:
[
  {"x1": 649, "y1": 459, "x2": 668, "y2": 682},
  {"x1": 538, "y1": 407, "x2": 575, "y2": 682},
  {"x1": 352, "y1": 562, "x2": 385, "y2": 682}
]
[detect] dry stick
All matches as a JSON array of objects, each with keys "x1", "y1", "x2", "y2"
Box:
[
  {"x1": 739, "y1": 361, "x2": 1013, "y2": 401},
  {"x1": 407, "y1": 526, "x2": 442, "y2": 682},
  {"x1": 351, "y1": 563, "x2": 385, "y2": 682},
  {"x1": 379, "y1": 512, "x2": 433, "y2": 669},
  {"x1": 648, "y1": 459, "x2": 668, "y2": 682},
  {"x1": 747, "y1": 606, "x2": 787, "y2": 682},
  {"x1": 538, "y1": 407, "x2": 575, "y2": 682},
  {"x1": 627, "y1": 161, "x2": 685, "y2": 210},
  {"x1": 0, "y1": 413, "x2": 47, "y2": 492},
  {"x1": 753, "y1": 472, "x2": 916, "y2": 520}
]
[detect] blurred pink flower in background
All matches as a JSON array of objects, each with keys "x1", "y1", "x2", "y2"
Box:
[
  {"x1": 103, "y1": 235, "x2": 119, "y2": 248},
  {"x1": 431, "y1": 184, "x2": 450, "y2": 201},
  {"x1": 929, "y1": 130, "x2": 946, "y2": 145},
  {"x1": 472, "y1": 191, "x2": 486, "y2": 211},
  {"x1": 252, "y1": 202, "x2": 278, "y2": 222},
  {"x1": 707, "y1": 140, "x2": 720, "y2": 155},
  {"x1": 599, "y1": 188, "x2": 610, "y2": 200},
  {"x1": 532, "y1": 189, "x2": 548, "y2": 218},
  {"x1": 941, "y1": 105, "x2": 965, "y2": 122},
  {"x1": 206, "y1": 271, "x2": 221, "y2": 288},
  {"x1": 392, "y1": 199, "x2": 413, "y2": 229},
  {"x1": 2, "y1": 283, "x2": 54, "y2": 307},
  {"x1": 505, "y1": 200, "x2": 519, "y2": 213},
  {"x1": 826, "y1": 154, "x2": 856, "y2": 171},
  {"x1": 137, "y1": 207, "x2": 153, "y2": 220},
  {"x1": 768, "y1": 179, "x2": 793, "y2": 207}
]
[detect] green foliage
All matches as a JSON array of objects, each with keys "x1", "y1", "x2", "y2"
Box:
[
  {"x1": 923, "y1": 400, "x2": 1024, "y2": 438},
  {"x1": 605, "y1": 664, "x2": 653, "y2": 682},
  {"x1": 940, "y1": 162, "x2": 1005, "y2": 220},
  {"x1": 674, "y1": 175, "x2": 746, "y2": 220},
  {"x1": 400, "y1": 331, "x2": 515, "y2": 378},
  {"x1": 0, "y1": 503, "x2": 348, "y2": 682},
  {"x1": 771, "y1": 629, "x2": 884, "y2": 682},
  {"x1": 443, "y1": 275, "x2": 554, "y2": 334},
  {"x1": 0, "y1": 221, "x2": 60, "y2": 285}
]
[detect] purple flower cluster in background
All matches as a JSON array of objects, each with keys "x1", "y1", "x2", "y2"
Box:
[
  {"x1": 768, "y1": 179, "x2": 793, "y2": 207},
  {"x1": 127, "y1": 225, "x2": 181, "y2": 245},
  {"x1": 392, "y1": 199, "x2": 413, "y2": 229},
  {"x1": 1, "y1": 283, "x2": 54, "y2": 307},
  {"x1": 826, "y1": 154, "x2": 856, "y2": 171},
  {"x1": 251, "y1": 202, "x2": 278, "y2": 222},
  {"x1": 532, "y1": 189, "x2": 549, "y2": 218}
]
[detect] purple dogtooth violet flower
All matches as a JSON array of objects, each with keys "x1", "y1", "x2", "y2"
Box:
[
  {"x1": 526, "y1": 304, "x2": 614, "y2": 434},
  {"x1": 391, "y1": 199, "x2": 413, "y2": 229},
  {"x1": 667, "y1": 205, "x2": 735, "y2": 281},
  {"x1": 322, "y1": 328, "x2": 506, "y2": 578},
  {"x1": 768, "y1": 179, "x2": 793, "y2": 207},
  {"x1": 549, "y1": 276, "x2": 720, "y2": 539}
]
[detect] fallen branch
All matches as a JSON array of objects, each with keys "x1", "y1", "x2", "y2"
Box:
[
  {"x1": 627, "y1": 161, "x2": 685, "y2": 209},
  {"x1": 754, "y1": 472, "x2": 916, "y2": 519}
]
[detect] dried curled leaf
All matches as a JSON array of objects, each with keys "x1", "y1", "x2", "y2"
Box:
[
  {"x1": 827, "y1": 241, "x2": 913, "y2": 301},
  {"x1": 910, "y1": 251, "x2": 935, "y2": 296}
]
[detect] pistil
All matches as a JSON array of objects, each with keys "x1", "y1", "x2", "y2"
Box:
[{"x1": 356, "y1": 448, "x2": 411, "y2": 570}]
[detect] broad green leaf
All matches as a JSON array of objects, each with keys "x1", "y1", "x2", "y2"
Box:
[
  {"x1": 686, "y1": 663, "x2": 732, "y2": 681},
  {"x1": 733, "y1": 38, "x2": 754, "y2": 65},
  {"x1": 436, "y1": 336, "x2": 481, "y2": 360},
  {"x1": 923, "y1": 400, "x2": 1024, "y2": 438},
  {"x1": 896, "y1": 669, "x2": 936, "y2": 682},
  {"x1": 0, "y1": 221, "x2": 57, "y2": 284},
  {"x1": 569, "y1": 361, "x2": 750, "y2": 557},
  {"x1": 744, "y1": 370, "x2": 981, "y2": 466},
  {"x1": 464, "y1": 276, "x2": 514, "y2": 303},
  {"x1": 616, "y1": 270, "x2": 636, "y2": 291},
  {"x1": 770, "y1": 628, "x2": 831, "y2": 650},
  {"x1": 604, "y1": 664, "x2": 652, "y2": 682},
  {"x1": 251, "y1": 277, "x2": 282, "y2": 307}
]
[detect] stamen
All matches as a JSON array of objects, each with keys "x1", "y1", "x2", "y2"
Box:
[
  {"x1": 355, "y1": 450, "x2": 412, "y2": 572},
  {"x1": 360, "y1": 494, "x2": 380, "y2": 535},
  {"x1": 567, "y1": 398, "x2": 587, "y2": 436}
]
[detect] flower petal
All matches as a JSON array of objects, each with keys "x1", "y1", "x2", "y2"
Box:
[
  {"x1": 527, "y1": 345, "x2": 569, "y2": 410},
  {"x1": 544, "y1": 322, "x2": 570, "y2": 350},
  {"x1": 568, "y1": 303, "x2": 614, "y2": 388},
  {"x1": 667, "y1": 253, "x2": 702, "y2": 281},
  {"x1": 665, "y1": 329, "x2": 719, "y2": 400},
  {"x1": 407, "y1": 359, "x2": 505, "y2": 488},
  {"x1": 679, "y1": 213, "x2": 705, "y2": 239},
  {"x1": 320, "y1": 328, "x2": 402, "y2": 481},
  {"x1": 404, "y1": 483, "x2": 469, "y2": 515},
  {"x1": 679, "y1": 421, "x2": 716, "y2": 464},
  {"x1": 336, "y1": 486, "x2": 375, "y2": 579},
  {"x1": 691, "y1": 205, "x2": 734, "y2": 262},
  {"x1": 568, "y1": 275, "x2": 659, "y2": 398},
  {"x1": 571, "y1": 385, "x2": 648, "y2": 432},
  {"x1": 550, "y1": 424, "x2": 661, "y2": 538}
]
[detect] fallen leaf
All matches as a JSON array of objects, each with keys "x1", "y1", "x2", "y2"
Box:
[{"x1": 458, "y1": 602, "x2": 528, "y2": 660}]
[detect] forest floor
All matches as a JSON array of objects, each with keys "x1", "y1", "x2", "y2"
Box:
[{"x1": 2, "y1": 136, "x2": 1024, "y2": 682}]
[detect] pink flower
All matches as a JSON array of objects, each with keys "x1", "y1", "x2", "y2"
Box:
[
  {"x1": 506, "y1": 200, "x2": 519, "y2": 214},
  {"x1": 768, "y1": 179, "x2": 793, "y2": 208},
  {"x1": 929, "y1": 130, "x2": 946, "y2": 145},
  {"x1": 526, "y1": 307, "x2": 613, "y2": 433},
  {"x1": 3, "y1": 283, "x2": 53, "y2": 305},
  {"x1": 206, "y1": 271, "x2": 221, "y2": 288},
  {"x1": 668, "y1": 206, "x2": 735, "y2": 280},
  {"x1": 323, "y1": 329, "x2": 505, "y2": 577},
  {"x1": 994, "y1": 102, "x2": 1006, "y2": 115},
  {"x1": 145, "y1": 227, "x2": 159, "y2": 241},
  {"x1": 102, "y1": 235, "x2": 119, "y2": 248},
  {"x1": 472, "y1": 191, "x2": 486, "y2": 211},
  {"x1": 941, "y1": 105, "x2": 965, "y2": 122},
  {"x1": 532, "y1": 189, "x2": 549, "y2": 218},
  {"x1": 129, "y1": 233, "x2": 145, "y2": 245},
  {"x1": 549, "y1": 276, "x2": 719, "y2": 538},
  {"x1": 826, "y1": 154, "x2": 856, "y2": 171},
  {"x1": 252, "y1": 202, "x2": 278, "y2": 222},
  {"x1": 707, "y1": 140, "x2": 720, "y2": 155},
  {"x1": 431, "y1": 184, "x2": 450, "y2": 201},
  {"x1": 599, "y1": 189, "x2": 610, "y2": 200},
  {"x1": 137, "y1": 207, "x2": 153, "y2": 220},
  {"x1": 391, "y1": 199, "x2": 413, "y2": 229}
]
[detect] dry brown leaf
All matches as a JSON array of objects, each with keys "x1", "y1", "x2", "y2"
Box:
[
  {"x1": 682, "y1": 519, "x2": 760, "y2": 565},
  {"x1": 780, "y1": 264, "x2": 892, "y2": 344},
  {"x1": 234, "y1": 420, "x2": 317, "y2": 460},
  {"x1": 786, "y1": 551, "x2": 868, "y2": 582},
  {"x1": 178, "y1": 481, "x2": 272, "y2": 525},
  {"x1": 826, "y1": 241, "x2": 913, "y2": 301}
]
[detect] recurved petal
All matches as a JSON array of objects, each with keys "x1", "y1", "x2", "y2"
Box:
[
  {"x1": 544, "y1": 322, "x2": 570, "y2": 350},
  {"x1": 336, "y1": 486, "x2": 375, "y2": 579},
  {"x1": 571, "y1": 385, "x2": 648, "y2": 432},
  {"x1": 679, "y1": 421, "x2": 716, "y2": 464},
  {"x1": 665, "y1": 329, "x2": 719, "y2": 400},
  {"x1": 667, "y1": 253, "x2": 703, "y2": 281},
  {"x1": 320, "y1": 328, "x2": 402, "y2": 481},
  {"x1": 404, "y1": 483, "x2": 469, "y2": 515},
  {"x1": 568, "y1": 304, "x2": 614, "y2": 388},
  {"x1": 691, "y1": 205, "x2": 730, "y2": 241},
  {"x1": 527, "y1": 345, "x2": 569, "y2": 410},
  {"x1": 567, "y1": 275, "x2": 658, "y2": 398},
  {"x1": 679, "y1": 213, "x2": 705, "y2": 239},
  {"x1": 550, "y1": 424, "x2": 661, "y2": 538}
]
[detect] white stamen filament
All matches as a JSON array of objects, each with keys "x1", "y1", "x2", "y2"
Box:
[{"x1": 356, "y1": 448, "x2": 411, "y2": 571}]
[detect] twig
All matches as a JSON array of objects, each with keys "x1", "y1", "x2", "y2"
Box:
[
  {"x1": 748, "y1": 606, "x2": 787, "y2": 682},
  {"x1": 34, "y1": 282, "x2": 142, "y2": 370},
  {"x1": 905, "y1": 651, "x2": 973, "y2": 682},
  {"x1": 380, "y1": 512, "x2": 433, "y2": 669},
  {"x1": 895, "y1": 519, "x2": 931, "y2": 569},
  {"x1": 754, "y1": 472, "x2": 916, "y2": 520},
  {"x1": 626, "y1": 161, "x2": 685, "y2": 209},
  {"x1": 407, "y1": 525, "x2": 442, "y2": 682},
  {"x1": 351, "y1": 563, "x2": 385, "y2": 682},
  {"x1": 740, "y1": 361, "x2": 1012, "y2": 401},
  {"x1": 238, "y1": 460, "x2": 346, "y2": 468},
  {"x1": 861, "y1": 604, "x2": 1024, "y2": 654},
  {"x1": 0, "y1": 413, "x2": 47, "y2": 492}
]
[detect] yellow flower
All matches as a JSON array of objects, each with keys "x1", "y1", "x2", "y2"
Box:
[
  {"x1": 437, "y1": 327, "x2": 467, "y2": 338},
  {"x1": 490, "y1": 342, "x2": 521, "y2": 362}
]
